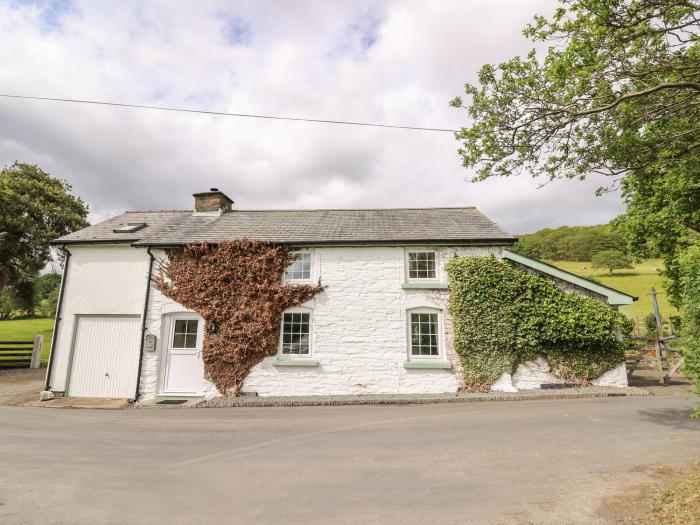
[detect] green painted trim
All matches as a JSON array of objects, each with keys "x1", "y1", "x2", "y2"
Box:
[
  {"x1": 272, "y1": 358, "x2": 319, "y2": 367},
  {"x1": 403, "y1": 361, "x2": 452, "y2": 369},
  {"x1": 401, "y1": 282, "x2": 449, "y2": 290},
  {"x1": 502, "y1": 250, "x2": 637, "y2": 306},
  {"x1": 65, "y1": 314, "x2": 141, "y2": 396}
]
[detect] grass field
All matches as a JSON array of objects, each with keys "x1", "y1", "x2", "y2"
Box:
[
  {"x1": 0, "y1": 317, "x2": 54, "y2": 366},
  {"x1": 548, "y1": 258, "x2": 678, "y2": 322}
]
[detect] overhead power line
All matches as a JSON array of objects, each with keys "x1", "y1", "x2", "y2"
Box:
[{"x1": 0, "y1": 93, "x2": 459, "y2": 133}]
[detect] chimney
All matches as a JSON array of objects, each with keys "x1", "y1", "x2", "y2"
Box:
[{"x1": 193, "y1": 188, "x2": 234, "y2": 215}]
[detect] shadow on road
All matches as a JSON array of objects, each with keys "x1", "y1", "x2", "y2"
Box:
[{"x1": 637, "y1": 406, "x2": 700, "y2": 430}]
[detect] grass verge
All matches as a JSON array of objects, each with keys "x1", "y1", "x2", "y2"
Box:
[{"x1": 642, "y1": 461, "x2": 700, "y2": 525}]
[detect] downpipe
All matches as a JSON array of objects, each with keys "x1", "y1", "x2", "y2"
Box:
[
  {"x1": 44, "y1": 246, "x2": 71, "y2": 391},
  {"x1": 133, "y1": 248, "x2": 155, "y2": 402}
]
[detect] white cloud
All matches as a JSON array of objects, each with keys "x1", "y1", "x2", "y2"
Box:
[{"x1": 0, "y1": 0, "x2": 624, "y2": 233}]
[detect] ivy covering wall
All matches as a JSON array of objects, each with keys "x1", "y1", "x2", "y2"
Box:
[
  {"x1": 446, "y1": 256, "x2": 626, "y2": 391},
  {"x1": 154, "y1": 240, "x2": 323, "y2": 396}
]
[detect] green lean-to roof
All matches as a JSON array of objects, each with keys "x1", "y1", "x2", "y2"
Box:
[
  {"x1": 502, "y1": 250, "x2": 637, "y2": 306},
  {"x1": 53, "y1": 207, "x2": 516, "y2": 246}
]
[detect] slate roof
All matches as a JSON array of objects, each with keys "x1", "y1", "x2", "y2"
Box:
[{"x1": 53, "y1": 208, "x2": 515, "y2": 246}]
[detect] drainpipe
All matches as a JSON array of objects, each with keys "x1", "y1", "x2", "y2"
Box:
[
  {"x1": 44, "y1": 246, "x2": 71, "y2": 391},
  {"x1": 133, "y1": 248, "x2": 155, "y2": 402}
]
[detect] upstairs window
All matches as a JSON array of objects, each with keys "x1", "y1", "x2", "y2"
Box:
[
  {"x1": 284, "y1": 252, "x2": 312, "y2": 281},
  {"x1": 408, "y1": 251, "x2": 436, "y2": 280},
  {"x1": 281, "y1": 311, "x2": 311, "y2": 356},
  {"x1": 409, "y1": 312, "x2": 440, "y2": 357}
]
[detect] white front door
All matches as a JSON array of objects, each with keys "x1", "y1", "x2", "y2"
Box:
[{"x1": 162, "y1": 316, "x2": 203, "y2": 395}]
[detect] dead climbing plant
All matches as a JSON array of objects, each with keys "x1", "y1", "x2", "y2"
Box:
[{"x1": 153, "y1": 240, "x2": 323, "y2": 395}]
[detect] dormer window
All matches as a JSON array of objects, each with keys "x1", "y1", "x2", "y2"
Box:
[
  {"x1": 112, "y1": 223, "x2": 146, "y2": 233},
  {"x1": 284, "y1": 252, "x2": 312, "y2": 281}
]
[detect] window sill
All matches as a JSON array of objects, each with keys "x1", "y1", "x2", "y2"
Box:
[
  {"x1": 272, "y1": 359, "x2": 319, "y2": 367},
  {"x1": 401, "y1": 282, "x2": 448, "y2": 290},
  {"x1": 403, "y1": 361, "x2": 452, "y2": 369}
]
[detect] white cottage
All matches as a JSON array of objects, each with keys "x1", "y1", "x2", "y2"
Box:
[{"x1": 45, "y1": 189, "x2": 631, "y2": 401}]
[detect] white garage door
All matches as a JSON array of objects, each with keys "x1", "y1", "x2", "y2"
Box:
[{"x1": 68, "y1": 316, "x2": 142, "y2": 398}]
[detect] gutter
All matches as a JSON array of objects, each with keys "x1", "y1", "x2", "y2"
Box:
[
  {"x1": 133, "y1": 247, "x2": 155, "y2": 402},
  {"x1": 49, "y1": 239, "x2": 137, "y2": 246},
  {"x1": 134, "y1": 238, "x2": 518, "y2": 249},
  {"x1": 44, "y1": 246, "x2": 71, "y2": 391}
]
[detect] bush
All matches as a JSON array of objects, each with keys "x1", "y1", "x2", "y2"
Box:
[
  {"x1": 446, "y1": 256, "x2": 626, "y2": 390},
  {"x1": 644, "y1": 313, "x2": 659, "y2": 337},
  {"x1": 678, "y1": 245, "x2": 700, "y2": 393},
  {"x1": 36, "y1": 286, "x2": 60, "y2": 318}
]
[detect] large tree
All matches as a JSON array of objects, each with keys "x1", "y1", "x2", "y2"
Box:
[
  {"x1": 0, "y1": 163, "x2": 89, "y2": 301},
  {"x1": 450, "y1": 0, "x2": 699, "y2": 303}
]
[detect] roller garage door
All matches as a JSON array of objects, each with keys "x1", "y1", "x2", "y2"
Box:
[{"x1": 67, "y1": 315, "x2": 142, "y2": 398}]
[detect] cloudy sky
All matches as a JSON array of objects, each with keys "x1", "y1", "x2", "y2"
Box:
[{"x1": 0, "y1": 0, "x2": 624, "y2": 234}]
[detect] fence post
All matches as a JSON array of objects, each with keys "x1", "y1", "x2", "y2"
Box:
[{"x1": 30, "y1": 335, "x2": 43, "y2": 369}]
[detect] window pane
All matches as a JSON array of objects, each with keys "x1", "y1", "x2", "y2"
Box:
[
  {"x1": 184, "y1": 334, "x2": 197, "y2": 348},
  {"x1": 284, "y1": 253, "x2": 312, "y2": 281},
  {"x1": 408, "y1": 252, "x2": 436, "y2": 279},
  {"x1": 174, "y1": 320, "x2": 188, "y2": 334},
  {"x1": 410, "y1": 312, "x2": 439, "y2": 356},
  {"x1": 172, "y1": 334, "x2": 186, "y2": 348},
  {"x1": 282, "y1": 312, "x2": 310, "y2": 355}
]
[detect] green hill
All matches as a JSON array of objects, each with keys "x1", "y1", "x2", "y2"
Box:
[{"x1": 549, "y1": 258, "x2": 677, "y2": 323}]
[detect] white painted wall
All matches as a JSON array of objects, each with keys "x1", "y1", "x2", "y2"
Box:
[
  {"x1": 47, "y1": 245, "x2": 150, "y2": 393},
  {"x1": 52, "y1": 243, "x2": 627, "y2": 399},
  {"x1": 138, "y1": 245, "x2": 504, "y2": 398}
]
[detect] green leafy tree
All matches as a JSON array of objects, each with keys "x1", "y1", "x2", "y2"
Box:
[
  {"x1": 0, "y1": 163, "x2": 88, "y2": 297},
  {"x1": 512, "y1": 224, "x2": 627, "y2": 261},
  {"x1": 34, "y1": 273, "x2": 62, "y2": 318},
  {"x1": 591, "y1": 249, "x2": 634, "y2": 275},
  {"x1": 0, "y1": 290, "x2": 13, "y2": 320},
  {"x1": 450, "y1": 0, "x2": 700, "y2": 303}
]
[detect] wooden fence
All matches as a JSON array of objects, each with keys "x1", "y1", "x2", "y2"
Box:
[{"x1": 0, "y1": 336, "x2": 43, "y2": 369}]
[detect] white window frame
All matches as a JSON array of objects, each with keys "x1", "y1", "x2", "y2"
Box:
[
  {"x1": 278, "y1": 307, "x2": 314, "y2": 359},
  {"x1": 283, "y1": 251, "x2": 314, "y2": 283},
  {"x1": 405, "y1": 250, "x2": 439, "y2": 282},
  {"x1": 406, "y1": 307, "x2": 444, "y2": 361}
]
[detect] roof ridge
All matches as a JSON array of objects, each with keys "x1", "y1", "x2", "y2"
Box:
[
  {"x1": 124, "y1": 206, "x2": 479, "y2": 213},
  {"x1": 124, "y1": 210, "x2": 192, "y2": 213}
]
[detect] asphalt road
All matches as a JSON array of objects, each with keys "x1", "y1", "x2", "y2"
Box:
[{"x1": 1, "y1": 394, "x2": 698, "y2": 525}]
